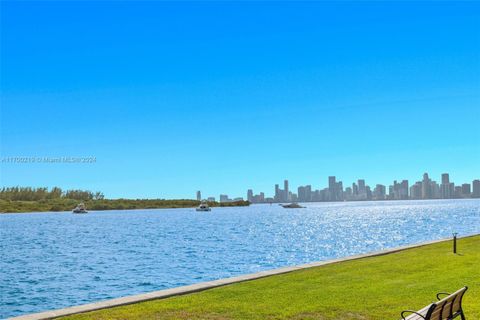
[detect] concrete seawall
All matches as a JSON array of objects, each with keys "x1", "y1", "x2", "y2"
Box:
[{"x1": 9, "y1": 234, "x2": 478, "y2": 320}]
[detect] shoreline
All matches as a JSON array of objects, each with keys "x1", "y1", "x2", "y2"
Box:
[
  {"x1": 9, "y1": 233, "x2": 479, "y2": 320},
  {"x1": 0, "y1": 199, "x2": 250, "y2": 214},
  {"x1": 0, "y1": 205, "x2": 247, "y2": 215},
  {"x1": 1, "y1": 197, "x2": 478, "y2": 215}
]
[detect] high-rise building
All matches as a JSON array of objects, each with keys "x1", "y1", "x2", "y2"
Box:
[
  {"x1": 473, "y1": 180, "x2": 480, "y2": 198},
  {"x1": 352, "y1": 182, "x2": 358, "y2": 196},
  {"x1": 273, "y1": 181, "x2": 290, "y2": 202},
  {"x1": 297, "y1": 184, "x2": 313, "y2": 202},
  {"x1": 291, "y1": 193, "x2": 298, "y2": 202},
  {"x1": 196, "y1": 191, "x2": 201, "y2": 201},
  {"x1": 373, "y1": 184, "x2": 386, "y2": 200},
  {"x1": 461, "y1": 184, "x2": 471, "y2": 197},
  {"x1": 305, "y1": 185, "x2": 312, "y2": 202},
  {"x1": 344, "y1": 187, "x2": 353, "y2": 200},
  {"x1": 358, "y1": 179, "x2": 366, "y2": 194},
  {"x1": 388, "y1": 185, "x2": 394, "y2": 199},
  {"x1": 431, "y1": 181, "x2": 440, "y2": 199},
  {"x1": 297, "y1": 186, "x2": 306, "y2": 202},
  {"x1": 366, "y1": 186, "x2": 372, "y2": 200},
  {"x1": 284, "y1": 180, "x2": 289, "y2": 202},
  {"x1": 440, "y1": 173, "x2": 453, "y2": 199},
  {"x1": 219, "y1": 194, "x2": 230, "y2": 203},
  {"x1": 391, "y1": 180, "x2": 409, "y2": 200},
  {"x1": 274, "y1": 184, "x2": 280, "y2": 202},
  {"x1": 249, "y1": 190, "x2": 266, "y2": 203},
  {"x1": 441, "y1": 173, "x2": 450, "y2": 185},
  {"x1": 247, "y1": 189, "x2": 253, "y2": 202},
  {"x1": 454, "y1": 186, "x2": 462, "y2": 198},
  {"x1": 337, "y1": 181, "x2": 344, "y2": 200},
  {"x1": 410, "y1": 182, "x2": 422, "y2": 199},
  {"x1": 328, "y1": 176, "x2": 336, "y2": 201},
  {"x1": 357, "y1": 179, "x2": 367, "y2": 200},
  {"x1": 422, "y1": 173, "x2": 432, "y2": 199},
  {"x1": 448, "y1": 182, "x2": 455, "y2": 198}
]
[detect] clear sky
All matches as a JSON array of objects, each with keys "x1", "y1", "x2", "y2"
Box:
[{"x1": 1, "y1": 1, "x2": 479, "y2": 199}]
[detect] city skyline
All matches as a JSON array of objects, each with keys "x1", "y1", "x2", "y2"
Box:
[{"x1": 198, "y1": 172, "x2": 480, "y2": 203}]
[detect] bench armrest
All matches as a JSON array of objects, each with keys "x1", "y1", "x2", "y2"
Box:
[
  {"x1": 401, "y1": 310, "x2": 427, "y2": 319},
  {"x1": 436, "y1": 292, "x2": 451, "y2": 300}
]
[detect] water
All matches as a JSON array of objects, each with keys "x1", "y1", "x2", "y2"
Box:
[{"x1": 1, "y1": 199, "x2": 479, "y2": 319}]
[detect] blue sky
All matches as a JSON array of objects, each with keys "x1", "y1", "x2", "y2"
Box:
[{"x1": 1, "y1": 1, "x2": 479, "y2": 199}]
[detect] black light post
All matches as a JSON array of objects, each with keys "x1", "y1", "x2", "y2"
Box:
[{"x1": 453, "y1": 233, "x2": 458, "y2": 254}]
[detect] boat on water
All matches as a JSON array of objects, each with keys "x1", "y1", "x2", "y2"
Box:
[
  {"x1": 72, "y1": 203, "x2": 88, "y2": 214},
  {"x1": 196, "y1": 201, "x2": 211, "y2": 212},
  {"x1": 281, "y1": 202, "x2": 305, "y2": 209}
]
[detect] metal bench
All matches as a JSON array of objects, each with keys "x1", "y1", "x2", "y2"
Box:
[{"x1": 401, "y1": 287, "x2": 468, "y2": 320}]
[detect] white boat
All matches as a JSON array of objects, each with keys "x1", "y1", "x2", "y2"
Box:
[
  {"x1": 281, "y1": 202, "x2": 305, "y2": 209},
  {"x1": 196, "y1": 201, "x2": 211, "y2": 212},
  {"x1": 72, "y1": 203, "x2": 88, "y2": 214}
]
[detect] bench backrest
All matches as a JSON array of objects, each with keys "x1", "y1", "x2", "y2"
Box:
[{"x1": 427, "y1": 287, "x2": 468, "y2": 320}]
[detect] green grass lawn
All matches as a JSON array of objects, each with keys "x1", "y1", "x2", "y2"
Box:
[{"x1": 62, "y1": 236, "x2": 480, "y2": 320}]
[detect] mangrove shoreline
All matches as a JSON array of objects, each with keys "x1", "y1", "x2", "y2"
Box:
[{"x1": 0, "y1": 199, "x2": 250, "y2": 214}]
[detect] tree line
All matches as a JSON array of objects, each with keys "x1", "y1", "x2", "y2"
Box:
[
  {"x1": 0, "y1": 187, "x2": 250, "y2": 213},
  {"x1": 0, "y1": 187, "x2": 105, "y2": 201}
]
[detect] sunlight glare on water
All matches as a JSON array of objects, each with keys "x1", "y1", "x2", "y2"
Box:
[{"x1": 1, "y1": 199, "x2": 479, "y2": 318}]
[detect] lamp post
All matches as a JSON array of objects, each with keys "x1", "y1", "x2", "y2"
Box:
[{"x1": 453, "y1": 233, "x2": 458, "y2": 254}]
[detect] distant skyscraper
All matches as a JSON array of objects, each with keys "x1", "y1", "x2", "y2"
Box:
[
  {"x1": 305, "y1": 185, "x2": 312, "y2": 202},
  {"x1": 401, "y1": 180, "x2": 409, "y2": 199},
  {"x1": 358, "y1": 179, "x2": 366, "y2": 193},
  {"x1": 284, "y1": 180, "x2": 289, "y2": 202},
  {"x1": 366, "y1": 186, "x2": 372, "y2": 200},
  {"x1": 358, "y1": 179, "x2": 366, "y2": 200},
  {"x1": 352, "y1": 182, "x2": 358, "y2": 196},
  {"x1": 374, "y1": 184, "x2": 386, "y2": 200},
  {"x1": 455, "y1": 186, "x2": 462, "y2": 198},
  {"x1": 344, "y1": 187, "x2": 353, "y2": 200},
  {"x1": 448, "y1": 182, "x2": 455, "y2": 198},
  {"x1": 431, "y1": 181, "x2": 440, "y2": 199},
  {"x1": 391, "y1": 180, "x2": 409, "y2": 200},
  {"x1": 472, "y1": 180, "x2": 480, "y2": 198},
  {"x1": 337, "y1": 181, "x2": 344, "y2": 200},
  {"x1": 328, "y1": 176, "x2": 336, "y2": 201},
  {"x1": 441, "y1": 173, "x2": 450, "y2": 185},
  {"x1": 196, "y1": 191, "x2": 201, "y2": 201},
  {"x1": 461, "y1": 184, "x2": 471, "y2": 197},
  {"x1": 297, "y1": 186, "x2": 306, "y2": 202},
  {"x1": 410, "y1": 182, "x2": 422, "y2": 199},
  {"x1": 440, "y1": 173, "x2": 453, "y2": 199},
  {"x1": 422, "y1": 173, "x2": 432, "y2": 199},
  {"x1": 247, "y1": 189, "x2": 253, "y2": 202},
  {"x1": 219, "y1": 194, "x2": 230, "y2": 203},
  {"x1": 289, "y1": 191, "x2": 296, "y2": 202},
  {"x1": 259, "y1": 192, "x2": 265, "y2": 202}
]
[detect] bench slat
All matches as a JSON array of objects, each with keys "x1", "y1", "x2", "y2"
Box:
[
  {"x1": 403, "y1": 305, "x2": 432, "y2": 320},
  {"x1": 400, "y1": 287, "x2": 468, "y2": 320}
]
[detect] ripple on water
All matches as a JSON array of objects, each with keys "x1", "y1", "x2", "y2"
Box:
[{"x1": 1, "y1": 199, "x2": 479, "y2": 318}]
